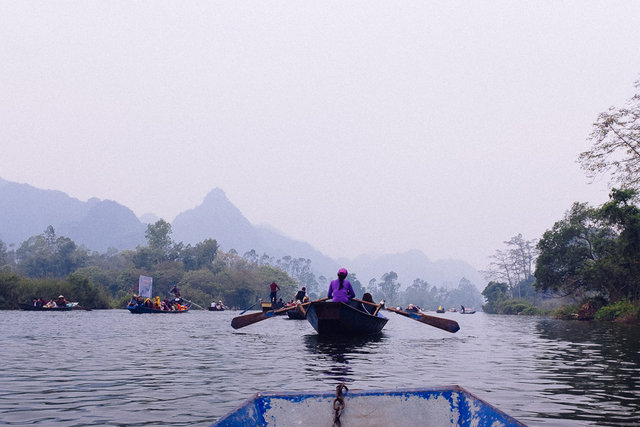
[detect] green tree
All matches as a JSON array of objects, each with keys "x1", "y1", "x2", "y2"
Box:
[
  {"x1": 15, "y1": 226, "x2": 86, "y2": 277},
  {"x1": 598, "y1": 188, "x2": 640, "y2": 301},
  {"x1": 535, "y1": 202, "x2": 611, "y2": 299},
  {"x1": 143, "y1": 219, "x2": 174, "y2": 264},
  {"x1": 182, "y1": 239, "x2": 219, "y2": 271},
  {"x1": 481, "y1": 281, "x2": 509, "y2": 314}
]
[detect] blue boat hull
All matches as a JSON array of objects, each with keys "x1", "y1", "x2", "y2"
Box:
[
  {"x1": 126, "y1": 304, "x2": 190, "y2": 314},
  {"x1": 306, "y1": 301, "x2": 388, "y2": 336},
  {"x1": 212, "y1": 386, "x2": 526, "y2": 426}
]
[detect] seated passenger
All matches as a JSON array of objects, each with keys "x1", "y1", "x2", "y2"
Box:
[{"x1": 361, "y1": 292, "x2": 376, "y2": 315}]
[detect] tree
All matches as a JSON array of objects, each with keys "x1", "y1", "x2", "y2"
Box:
[
  {"x1": 15, "y1": 226, "x2": 86, "y2": 277},
  {"x1": 404, "y1": 278, "x2": 433, "y2": 308},
  {"x1": 534, "y1": 202, "x2": 617, "y2": 299},
  {"x1": 481, "y1": 281, "x2": 509, "y2": 314},
  {"x1": 0, "y1": 240, "x2": 9, "y2": 267},
  {"x1": 378, "y1": 271, "x2": 401, "y2": 304},
  {"x1": 347, "y1": 273, "x2": 366, "y2": 299},
  {"x1": 484, "y1": 233, "x2": 538, "y2": 298},
  {"x1": 144, "y1": 219, "x2": 173, "y2": 263},
  {"x1": 182, "y1": 239, "x2": 218, "y2": 271},
  {"x1": 598, "y1": 188, "x2": 640, "y2": 301},
  {"x1": 447, "y1": 278, "x2": 483, "y2": 310},
  {"x1": 579, "y1": 79, "x2": 640, "y2": 189}
]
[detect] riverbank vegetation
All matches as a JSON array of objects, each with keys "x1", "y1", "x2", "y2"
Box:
[
  {"x1": 482, "y1": 79, "x2": 640, "y2": 323},
  {"x1": 0, "y1": 219, "x2": 483, "y2": 311}
]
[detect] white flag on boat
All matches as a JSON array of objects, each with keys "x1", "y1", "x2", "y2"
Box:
[{"x1": 138, "y1": 275, "x2": 152, "y2": 298}]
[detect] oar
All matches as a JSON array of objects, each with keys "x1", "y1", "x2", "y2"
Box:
[
  {"x1": 353, "y1": 298, "x2": 460, "y2": 333},
  {"x1": 231, "y1": 298, "x2": 328, "y2": 329},
  {"x1": 179, "y1": 298, "x2": 206, "y2": 310},
  {"x1": 239, "y1": 301, "x2": 258, "y2": 315}
]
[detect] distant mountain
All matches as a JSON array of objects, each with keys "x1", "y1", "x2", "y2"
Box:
[
  {"x1": 171, "y1": 188, "x2": 340, "y2": 275},
  {"x1": 139, "y1": 213, "x2": 160, "y2": 224},
  {"x1": 0, "y1": 178, "x2": 145, "y2": 251},
  {"x1": 57, "y1": 199, "x2": 146, "y2": 252},
  {"x1": 0, "y1": 177, "x2": 484, "y2": 289},
  {"x1": 172, "y1": 188, "x2": 263, "y2": 252}
]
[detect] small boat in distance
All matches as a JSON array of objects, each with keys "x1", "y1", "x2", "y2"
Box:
[
  {"x1": 209, "y1": 301, "x2": 227, "y2": 311},
  {"x1": 18, "y1": 302, "x2": 87, "y2": 311},
  {"x1": 306, "y1": 301, "x2": 388, "y2": 336},
  {"x1": 404, "y1": 304, "x2": 421, "y2": 313},
  {"x1": 436, "y1": 305, "x2": 445, "y2": 313},
  {"x1": 127, "y1": 303, "x2": 191, "y2": 314},
  {"x1": 126, "y1": 296, "x2": 190, "y2": 314},
  {"x1": 212, "y1": 385, "x2": 526, "y2": 426},
  {"x1": 261, "y1": 300, "x2": 287, "y2": 315}
]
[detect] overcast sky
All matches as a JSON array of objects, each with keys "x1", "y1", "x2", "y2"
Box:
[{"x1": 2, "y1": 1, "x2": 640, "y2": 270}]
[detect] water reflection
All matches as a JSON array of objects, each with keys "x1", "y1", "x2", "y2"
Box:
[
  {"x1": 302, "y1": 334, "x2": 386, "y2": 384},
  {"x1": 3, "y1": 311, "x2": 640, "y2": 426},
  {"x1": 532, "y1": 319, "x2": 640, "y2": 425}
]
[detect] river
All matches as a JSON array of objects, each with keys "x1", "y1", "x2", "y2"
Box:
[{"x1": 1, "y1": 309, "x2": 639, "y2": 426}]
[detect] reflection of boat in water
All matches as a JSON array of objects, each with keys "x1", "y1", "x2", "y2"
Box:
[
  {"x1": 212, "y1": 385, "x2": 525, "y2": 426},
  {"x1": 306, "y1": 301, "x2": 388, "y2": 336}
]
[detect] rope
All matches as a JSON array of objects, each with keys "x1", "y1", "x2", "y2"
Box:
[{"x1": 333, "y1": 382, "x2": 348, "y2": 426}]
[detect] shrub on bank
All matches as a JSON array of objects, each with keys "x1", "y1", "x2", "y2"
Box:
[
  {"x1": 553, "y1": 304, "x2": 580, "y2": 320},
  {"x1": 595, "y1": 300, "x2": 638, "y2": 322}
]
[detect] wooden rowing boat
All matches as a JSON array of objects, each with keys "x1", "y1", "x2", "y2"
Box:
[
  {"x1": 286, "y1": 306, "x2": 306, "y2": 319},
  {"x1": 212, "y1": 385, "x2": 526, "y2": 426},
  {"x1": 306, "y1": 301, "x2": 388, "y2": 336},
  {"x1": 126, "y1": 303, "x2": 191, "y2": 314},
  {"x1": 18, "y1": 302, "x2": 87, "y2": 311}
]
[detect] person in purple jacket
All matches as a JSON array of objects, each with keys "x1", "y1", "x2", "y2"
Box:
[{"x1": 327, "y1": 268, "x2": 355, "y2": 302}]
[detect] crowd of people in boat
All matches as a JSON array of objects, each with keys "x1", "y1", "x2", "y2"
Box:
[
  {"x1": 128, "y1": 295, "x2": 188, "y2": 311},
  {"x1": 31, "y1": 295, "x2": 70, "y2": 308}
]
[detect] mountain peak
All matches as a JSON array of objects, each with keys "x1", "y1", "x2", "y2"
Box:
[{"x1": 203, "y1": 188, "x2": 228, "y2": 205}]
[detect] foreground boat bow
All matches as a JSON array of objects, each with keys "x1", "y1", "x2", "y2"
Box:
[{"x1": 212, "y1": 385, "x2": 526, "y2": 426}]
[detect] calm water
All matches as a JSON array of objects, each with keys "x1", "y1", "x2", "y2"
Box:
[{"x1": 1, "y1": 309, "x2": 639, "y2": 426}]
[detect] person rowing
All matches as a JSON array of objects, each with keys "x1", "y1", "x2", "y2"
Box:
[{"x1": 327, "y1": 268, "x2": 355, "y2": 303}]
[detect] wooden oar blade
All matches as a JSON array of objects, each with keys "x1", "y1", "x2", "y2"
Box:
[
  {"x1": 231, "y1": 298, "x2": 328, "y2": 330},
  {"x1": 231, "y1": 311, "x2": 270, "y2": 329},
  {"x1": 385, "y1": 307, "x2": 460, "y2": 333},
  {"x1": 415, "y1": 313, "x2": 460, "y2": 333}
]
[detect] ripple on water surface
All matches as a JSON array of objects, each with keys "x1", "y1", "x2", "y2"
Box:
[{"x1": 1, "y1": 309, "x2": 639, "y2": 426}]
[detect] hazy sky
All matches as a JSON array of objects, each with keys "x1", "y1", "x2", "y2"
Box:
[{"x1": 2, "y1": 1, "x2": 640, "y2": 270}]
